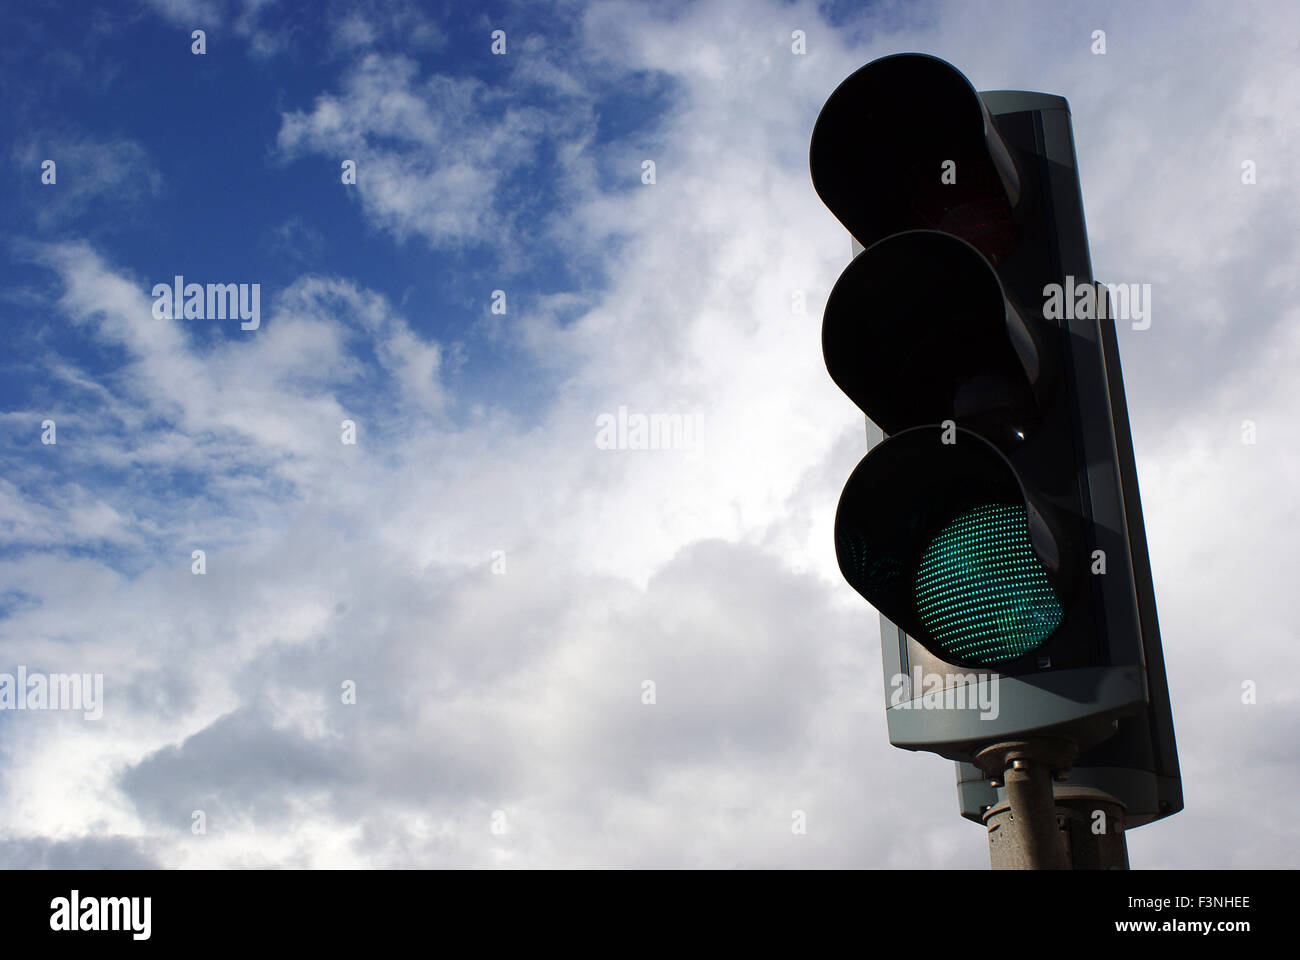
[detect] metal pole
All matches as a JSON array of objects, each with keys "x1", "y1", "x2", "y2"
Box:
[
  {"x1": 1054, "y1": 786, "x2": 1130, "y2": 869},
  {"x1": 974, "y1": 739, "x2": 1076, "y2": 870}
]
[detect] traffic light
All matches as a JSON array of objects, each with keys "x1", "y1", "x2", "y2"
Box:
[{"x1": 811, "y1": 54, "x2": 1180, "y2": 824}]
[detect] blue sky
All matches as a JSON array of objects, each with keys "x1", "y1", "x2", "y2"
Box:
[
  {"x1": 3, "y1": 1, "x2": 669, "y2": 423},
  {"x1": 0, "y1": 0, "x2": 1297, "y2": 868}
]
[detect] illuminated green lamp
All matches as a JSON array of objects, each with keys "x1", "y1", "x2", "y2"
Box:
[{"x1": 914, "y1": 504, "x2": 1062, "y2": 664}]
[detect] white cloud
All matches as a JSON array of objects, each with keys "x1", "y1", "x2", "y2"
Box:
[
  {"x1": 276, "y1": 54, "x2": 564, "y2": 253},
  {"x1": 11, "y1": 134, "x2": 162, "y2": 228},
  {"x1": 141, "y1": 0, "x2": 224, "y2": 28}
]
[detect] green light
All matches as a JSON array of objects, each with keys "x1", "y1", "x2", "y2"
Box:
[{"x1": 914, "y1": 504, "x2": 1061, "y2": 663}]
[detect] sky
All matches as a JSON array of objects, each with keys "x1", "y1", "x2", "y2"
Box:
[{"x1": 0, "y1": 0, "x2": 1296, "y2": 869}]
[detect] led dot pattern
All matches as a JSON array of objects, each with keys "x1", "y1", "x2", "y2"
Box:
[{"x1": 914, "y1": 504, "x2": 1061, "y2": 663}]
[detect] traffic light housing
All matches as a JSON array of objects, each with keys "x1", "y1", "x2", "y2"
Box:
[{"x1": 812, "y1": 54, "x2": 1180, "y2": 824}]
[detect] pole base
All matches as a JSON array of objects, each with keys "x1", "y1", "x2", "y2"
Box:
[{"x1": 982, "y1": 782, "x2": 1130, "y2": 870}]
